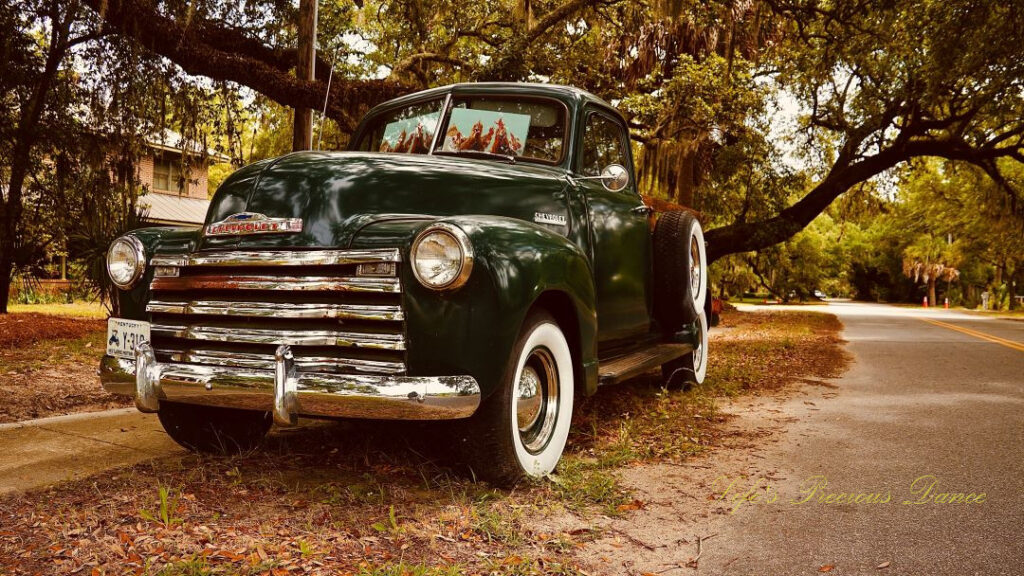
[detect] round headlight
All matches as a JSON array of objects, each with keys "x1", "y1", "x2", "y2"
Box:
[
  {"x1": 107, "y1": 236, "x2": 146, "y2": 289},
  {"x1": 411, "y1": 223, "x2": 473, "y2": 290}
]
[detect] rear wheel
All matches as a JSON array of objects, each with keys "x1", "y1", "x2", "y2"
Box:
[
  {"x1": 661, "y1": 311, "x2": 709, "y2": 389},
  {"x1": 157, "y1": 402, "x2": 272, "y2": 454},
  {"x1": 461, "y1": 310, "x2": 574, "y2": 484}
]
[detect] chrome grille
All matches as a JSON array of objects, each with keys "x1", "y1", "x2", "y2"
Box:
[{"x1": 147, "y1": 248, "x2": 405, "y2": 375}]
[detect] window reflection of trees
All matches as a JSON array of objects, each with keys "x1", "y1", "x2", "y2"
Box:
[{"x1": 582, "y1": 115, "x2": 626, "y2": 177}]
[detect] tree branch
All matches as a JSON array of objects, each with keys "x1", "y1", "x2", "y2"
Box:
[
  {"x1": 391, "y1": 52, "x2": 473, "y2": 75},
  {"x1": 83, "y1": 0, "x2": 412, "y2": 131}
]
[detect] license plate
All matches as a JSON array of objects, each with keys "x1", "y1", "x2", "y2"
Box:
[{"x1": 106, "y1": 318, "x2": 151, "y2": 359}]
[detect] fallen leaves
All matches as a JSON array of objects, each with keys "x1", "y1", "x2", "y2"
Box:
[
  {"x1": 0, "y1": 313, "x2": 104, "y2": 349},
  {"x1": 616, "y1": 499, "x2": 646, "y2": 512},
  {"x1": 0, "y1": 317, "x2": 128, "y2": 423},
  {"x1": 819, "y1": 564, "x2": 836, "y2": 572}
]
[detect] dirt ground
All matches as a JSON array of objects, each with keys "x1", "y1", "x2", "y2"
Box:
[
  {"x1": 0, "y1": 313, "x2": 129, "y2": 423},
  {"x1": 0, "y1": 309, "x2": 848, "y2": 575},
  {"x1": 544, "y1": 383, "x2": 844, "y2": 575}
]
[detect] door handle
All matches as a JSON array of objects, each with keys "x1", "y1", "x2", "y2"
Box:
[{"x1": 631, "y1": 205, "x2": 652, "y2": 215}]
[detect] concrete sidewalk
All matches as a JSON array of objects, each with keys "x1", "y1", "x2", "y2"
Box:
[{"x1": 0, "y1": 409, "x2": 182, "y2": 495}]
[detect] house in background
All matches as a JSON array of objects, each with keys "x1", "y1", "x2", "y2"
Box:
[
  {"x1": 12, "y1": 131, "x2": 230, "y2": 302},
  {"x1": 138, "y1": 129, "x2": 230, "y2": 226}
]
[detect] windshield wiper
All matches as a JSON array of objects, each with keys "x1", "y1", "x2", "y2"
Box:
[{"x1": 433, "y1": 149, "x2": 516, "y2": 164}]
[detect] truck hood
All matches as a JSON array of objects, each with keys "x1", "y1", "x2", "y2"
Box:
[{"x1": 199, "y1": 151, "x2": 571, "y2": 250}]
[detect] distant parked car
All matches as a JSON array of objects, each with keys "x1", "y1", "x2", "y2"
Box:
[{"x1": 813, "y1": 290, "x2": 827, "y2": 300}]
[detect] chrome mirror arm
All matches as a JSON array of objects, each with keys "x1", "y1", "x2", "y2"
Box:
[
  {"x1": 566, "y1": 164, "x2": 630, "y2": 192},
  {"x1": 567, "y1": 174, "x2": 611, "y2": 182}
]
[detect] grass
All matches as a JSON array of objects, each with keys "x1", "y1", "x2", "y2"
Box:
[
  {"x1": 6, "y1": 300, "x2": 108, "y2": 319},
  {"x1": 139, "y1": 486, "x2": 184, "y2": 529},
  {"x1": 0, "y1": 309, "x2": 847, "y2": 575},
  {"x1": 0, "y1": 330, "x2": 106, "y2": 374}
]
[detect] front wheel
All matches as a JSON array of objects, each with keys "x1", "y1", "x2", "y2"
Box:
[
  {"x1": 158, "y1": 402, "x2": 273, "y2": 454},
  {"x1": 462, "y1": 310, "x2": 575, "y2": 484}
]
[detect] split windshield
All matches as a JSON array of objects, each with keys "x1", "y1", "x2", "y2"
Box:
[{"x1": 355, "y1": 95, "x2": 567, "y2": 164}]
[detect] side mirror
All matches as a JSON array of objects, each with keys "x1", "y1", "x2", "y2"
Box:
[{"x1": 600, "y1": 164, "x2": 630, "y2": 192}]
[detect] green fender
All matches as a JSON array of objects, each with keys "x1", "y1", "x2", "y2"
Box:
[
  {"x1": 356, "y1": 215, "x2": 599, "y2": 401},
  {"x1": 115, "y1": 227, "x2": 200, "y2": 319}
]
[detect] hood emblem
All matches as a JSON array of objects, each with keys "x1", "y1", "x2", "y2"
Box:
[{"x1": 205, "y1": 212, "x2": 303, "y2": 236}]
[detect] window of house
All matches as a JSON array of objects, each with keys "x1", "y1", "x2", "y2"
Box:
[{"x1": 153, "y1": 156, "x2": 183, "y2": 193}]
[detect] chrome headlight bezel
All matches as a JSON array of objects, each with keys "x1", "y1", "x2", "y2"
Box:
[
  {"x1": 106, "y1": 235, "x2": 147, "y2": 289},
  {"x1": 410, "y1": 223, "x2": 474, "y2": 291}
]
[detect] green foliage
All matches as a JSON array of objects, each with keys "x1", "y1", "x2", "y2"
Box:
[
  {"x1": 139, "y1": 486, "x2": 183, "y2": 528},
  {"x1": 206, "y1": 162, "x2": 235, "y2": 196},
  {"x1": 739, "y1": 159, "x2": 1023, "y2": 307},
  {"x1": 5, "y1": 0, "x2": 1024, "y2": 311},
  {"x1": 1, "y1": 0, "x2": 252, "y2": 310},
  {"x1": 371, "y1": 504, "x2": 402, "y2": 535},
  {"x1": 888, "y1": 160, "x2": 1022, "y2": 307}
]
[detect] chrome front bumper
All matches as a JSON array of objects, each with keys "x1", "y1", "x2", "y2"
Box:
[{"x1": 99, "y1": 343, "x2": 480, "y2": 424}]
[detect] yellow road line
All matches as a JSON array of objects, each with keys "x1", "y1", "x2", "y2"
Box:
[{"x1": 921, "y1": 318, "x2": 1024, "y2": 353}]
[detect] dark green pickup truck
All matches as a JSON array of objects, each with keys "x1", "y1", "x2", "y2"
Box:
[{"x1": 100, "y1": 82, "x2": 709, "y2": 482}]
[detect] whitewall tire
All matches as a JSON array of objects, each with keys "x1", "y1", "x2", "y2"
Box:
[
  {"x1": 690, "y1": 310, "x2": 709, "y2": 383},
  {"x1": 509, "y1": 320, "x2": 574, "y2": 478},
  {"x1": 661, "y1": 310, "x2": 709, "y2": 388},
  {"x1": 653, "y1": 211, "x2": 708, "y2": 330},
  {"x1": 460, "y1": 310, "x2": 575, "y2": 484}
]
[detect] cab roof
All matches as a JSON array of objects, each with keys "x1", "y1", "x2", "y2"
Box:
[{"x1": 364, "y1": 82, "x2": 620, "y2": 119}]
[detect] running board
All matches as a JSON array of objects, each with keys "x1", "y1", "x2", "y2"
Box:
[{"x1": 598, "y1": 343, "x2": 693, "y2": 386}]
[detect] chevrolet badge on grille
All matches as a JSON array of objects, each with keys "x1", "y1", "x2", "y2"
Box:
[{"x1": 205, "y1": 212, "x2": 303, "y2": 236}]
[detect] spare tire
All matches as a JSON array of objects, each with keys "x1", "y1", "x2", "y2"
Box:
[{"x1": 653, "y1": 211, "x2": 707, "y2": 332}]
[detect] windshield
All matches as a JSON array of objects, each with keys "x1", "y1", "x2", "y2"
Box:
[
  {"x1": 355, "y1": 95, "x2": 567, "y2": 164},
  {"x1": 354, "y1": 99, "x2": 444, "y2": 155}
]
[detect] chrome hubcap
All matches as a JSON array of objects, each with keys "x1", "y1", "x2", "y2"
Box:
[
  {"x1": 517, "y1": 366, "x2": 543, "y2": 431},
  {"x1": 690, "y1": 236, "x2": 701, "y2": 296},
  {"x1": 516, "y1": 348, "x2": 559, "y2": 454}
]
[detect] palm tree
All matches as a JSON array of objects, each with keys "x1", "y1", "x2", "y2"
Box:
[{"x1": 902, "y1": 235, "x2": 961, "y2": 306}]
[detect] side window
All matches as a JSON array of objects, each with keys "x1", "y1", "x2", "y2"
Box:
[{"x1": 580, "y1": 113, "x2": 628, "y2": 178}]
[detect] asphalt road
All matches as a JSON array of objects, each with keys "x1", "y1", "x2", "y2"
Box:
[{"x1": 700, "y1": 302, "x2": 1024, "y2": 575}]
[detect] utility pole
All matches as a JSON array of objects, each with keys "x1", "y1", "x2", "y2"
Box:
[{"x1": 293, "y1": 0, "x2": 317, "y2": 151}]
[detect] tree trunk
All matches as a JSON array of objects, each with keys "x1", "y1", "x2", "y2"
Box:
[
  {"x1": 0, "y1": 159, "x2": 31, "y2": 313},
  {"x1": 704, "y1": 140, "x2": 914, "y2": 262},
  {"x1": 292, "y1": 0, "x2": 317, "y2": 151},
  {"x1": 0, "y1": 10, "x2": 72, "y2": 313},
  {"x1": 0, "y1": 257, "x2": 12, "y2": 313},
  {"x1": 928, "y1": 278, "x2": 937, "y2": 307}
]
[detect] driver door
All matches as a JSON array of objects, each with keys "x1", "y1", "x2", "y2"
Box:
[{"x1": 576, "y1": 109, "x2": 652, "y2": 344}]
